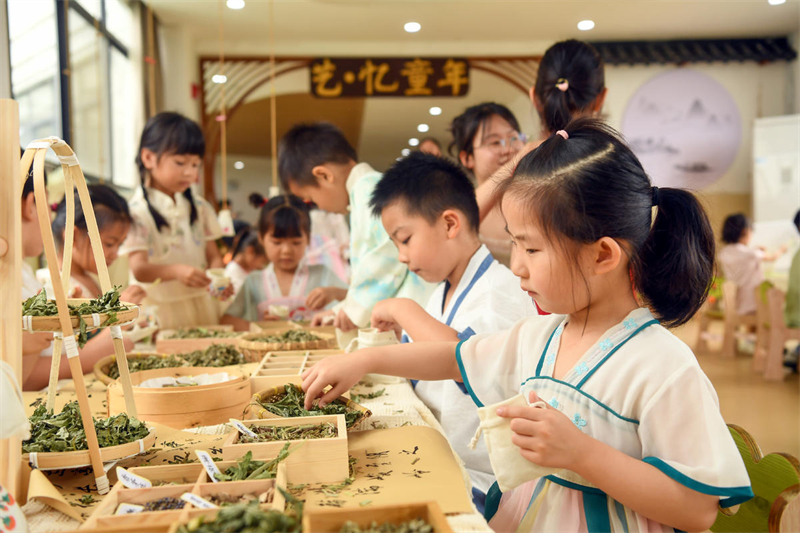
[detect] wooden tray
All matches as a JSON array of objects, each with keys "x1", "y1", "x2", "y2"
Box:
[
  {"x1": 22, "y1": 427, "x2": 156, "y2": 470},
  {"x1": 250, "y1": 349, "x2": 342, "y2": 393},
  {"x1": 238, "y1": 330, "x2": 336, "y2": 362},
  {"x1": 155, "y1": 325, "x2": 242, "y2": 354},
  {"x1": 107, "y1": 367, "x2": 250, "y2": 429},
  {"x1": 222, "y1": 415, "x2": 348, "y2": 485},
  {"x1": 248, "y1": 320, "x2": 302, "y2": 333},
  {"x1": 22, "y1": 299, "x2": 139, "y2": 331},
  {"x1": 303, "y1": 501, "x2": 453, "y2": 533},
  {"x1": 93, "y1": 352, "x2": 173, "y2": 385},
  {"x1": 243, "y1": 384, "x2": 370, "y2": 429}
]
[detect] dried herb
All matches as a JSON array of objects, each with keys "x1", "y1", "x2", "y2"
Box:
[
  {"x1": 153, "y1": 477, "x2": 195, "y2": 486},
  {"x1": 163, "y1": 382, "x2": 198, "y2": 388},
  {"x1": 207, "y1": 489, "x2": 273, "y2": 507},
  {"x1": 166, "y1": 328, "x2": 240, "y2": 339},
  {"x1": 22, "y1": 401, "x2": 150, "y2": 453},
  {"x1": 254, "y1": 384, "x2": 363, "y2": 428},
  {"x1": 107, "y1": 354, "x2": 185, "y2": 379},
  {"x1": 351, "y1": 388, "x2": 386, "y2": 403},
  {"x1": 176, "y1": 496, "x2": 301, "y2": 533},
  {"x1": 213, "y1": 444, "x2": 293, "y2": 482},
  {"x1": 106, "y1": 345, "x2": 245, "y2": 379},
  {"x1": 339, "y1": 519, "x2": 434, "y2": 533},
  {"x1": 140, "y1": 496, "x2": 186, "y2": 512},
  {"x1": 238, "y1": 422, "x2": 337, "y2": 443},
  {"x1": 79, "y1": 494, "x2": 95, "y2": 505},
  {"x1": 249, "y1": 330, "x2": 321, "y2": 343},
  {"x1": 22, "y1": 287, "x2": 129, "y2": 347}
]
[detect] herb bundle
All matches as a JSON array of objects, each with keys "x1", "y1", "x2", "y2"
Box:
[
  {"x1": 238, "y1": 422, "x2": 337, "y2": 444},
  {"x1": 254, "y1": 384, "x2": 363, "y2": 428},
  {"x1": 177, "y1": 497, "x2": 301, "y2": 533},
  {"x1": 106, "y1": 345, "x2": 245, "y2": 379},
  {"x1": 249, "y1": 330, "x2": 321, "y2": 343},
  {"x1": 213, "y1": 445, "x2": 292, "y2": 482},
  {"x1": 22, "y1": 401, "x2": 150, "y2": 453},
  {"x1": 166, "y1": 328, "x2": 240, "y2": 339},
  {"x1": 339, "y1": 519, "x2": 434, "y2": 533},
  {"x1": 22, "y1": 287, "x2": 129, "y2": 347}
]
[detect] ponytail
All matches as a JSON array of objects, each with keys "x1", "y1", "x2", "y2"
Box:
[
  {"x1": 249, "y1": 192, "x2": 267, "y2": 209},
  {"x1": 637, "y1": 188, "x2": 715, "y2": 328}
]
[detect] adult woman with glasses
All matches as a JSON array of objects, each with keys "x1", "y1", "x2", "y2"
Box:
[{"x1": 449, "y1": 102, "x2": 527, "y2": 264}]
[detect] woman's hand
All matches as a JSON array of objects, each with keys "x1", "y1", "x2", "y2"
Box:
[
  {"x1": 121, "y1": 284, "x2": 147, "y2": 305},
  {"x1": 172, "y1": 265, "x2": 211, "y2": 288},
  {"x1": 306, "y1": 287, "x2": 333, "y2": 310},
  {"x1": 301, "y1": 352, "x2": 370, "y2": 409},
  {"x1": 497, "y1": 391, "x2": 592, "y2": 470}
]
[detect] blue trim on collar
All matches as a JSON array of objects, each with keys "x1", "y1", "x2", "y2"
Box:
[
  {"x1": 642, "y1": 457, "x2": 754, "y2": 508},
  {"x1": 535, "y1": 323, "x2": 560, "y2": 377},
  {"x1": 520, "y1": 375, "x2": 640, "y2": 424},
  {"x1": 444, "y1": 252, "x2": 494, "y2": 326},
  {"x1": 576, "y1": 319, "x2": 659, "y2": 388},
  {"x1": 455, "y1": 340, "x2": 484, "y2": 408}
]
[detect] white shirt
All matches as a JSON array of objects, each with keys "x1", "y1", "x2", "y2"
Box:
[
  {"x1": 224, "y1": 260, "x2": 249, "y2": 296},
  {"x1": 412, "y1": 245, "x2": 537, "y2": 494}
]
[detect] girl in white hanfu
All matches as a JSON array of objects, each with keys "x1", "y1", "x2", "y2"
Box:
[{"x1": 299, "y1": 119, "x2": 753, "y2": 533}]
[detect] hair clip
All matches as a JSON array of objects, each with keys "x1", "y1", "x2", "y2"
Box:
[
  {"x1": 555, "y1": 130, "x2": 569, "y2": 140},
  {"x1": 556, "y1": 78, "x2": 569, "y2": 92}
]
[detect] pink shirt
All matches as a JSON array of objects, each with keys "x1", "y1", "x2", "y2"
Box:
[{"x1": 718, "y1": 243, "x2": 763, "y2": 315}]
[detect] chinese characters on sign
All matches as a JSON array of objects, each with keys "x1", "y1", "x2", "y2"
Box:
[{"x1": 311, "y1": 57, "x2": 470, "y2": 98}]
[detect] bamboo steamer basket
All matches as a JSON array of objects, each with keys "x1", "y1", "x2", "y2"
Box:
[
  {"x1": 238, "y1": 330, "x2": 336, "y2": 363},
  {"x1": 93, "y1": 352, "x2": 176, "y2": 385},
  {"x1": 22, "y1": 428, "x2": 156, "y2": 471},
  {"x1": 243, "y1": 384, "x2": 371, "y2": 430},
  {"x1": 107, "y1": 367, "x2": 251, "y2": 429}
]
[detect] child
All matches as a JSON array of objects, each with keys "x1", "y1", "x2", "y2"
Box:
[
  {"x1": 225, "y1": 228, "x2": 267, "y2": 295},
  {"x1": 278, "y1": 122, "x2": 434, "y2": 331},
  {"x1": 368, "y1": 152, "x2": 537, "y2": 512},
  {"x1": 221, "y1": 194, "x2": 347, "y2": 330},
  {"x1": 120, "y1": 112, "x2": 228, "y2": 329},
  {"x1": 301, "y1": 120, "x2": 752, "y2": 533}
]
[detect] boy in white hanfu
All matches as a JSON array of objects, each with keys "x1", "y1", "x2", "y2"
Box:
[{"x1": 368, "y1": 152, "x2": 538, "y2": 513}]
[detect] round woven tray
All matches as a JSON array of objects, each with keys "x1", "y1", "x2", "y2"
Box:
[
  {"x1": 21, "y1": 427, "x2": 156, "y2": 470},
  {"x1": 22, "y1": 299, "x2": 139, "y2": 332},
  {"x1": 243, "y1": 384, "x2": 371, "y2": 431},
  {"x1": 238, "y1": 330, "x2": 336, "y2": 363},
  {"x1": 93, "y1": 352, "x2": 180, "y2": 385}
]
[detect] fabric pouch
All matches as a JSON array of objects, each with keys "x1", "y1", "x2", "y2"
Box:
[
  {"x1": 468, "y1": 394, "x2": 562, "y2": 492},
  {"x1": 345, "y1": 327, "x2": 399, "y2": 353}
]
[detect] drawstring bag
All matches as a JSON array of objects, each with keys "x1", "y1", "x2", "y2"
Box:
[
  {"x1": 468, "y1": 394, "x2": 562, "y2": 492},
  {"x1": 344, "y1": 328, "x2": 399, "y2": 353}
]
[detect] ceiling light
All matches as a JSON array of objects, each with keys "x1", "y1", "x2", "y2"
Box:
[
  {"x1": 234, "y1": 161, "x2": 245, "y2": 170},
  {"x1": 404, "y1": 22, "x2": 421, "y2": 33},
  {"x1": 429, "y1": 106, "x2": 442, "y2": 116},
  {"x1": 226, "y1": 0, "x2": 245, "y2": 9},
  {"x1": 768, "y1": 0, "x2": 786, "y2": 5},
  {"x1": 417, "y1": 124, "x2": 429, "y2": 133},
  {"x1": 212, "y1": 74, "x2": 227, "y2": 84},
  {"x1": 401, "y1": 149, "x2": 411, "y2": 156},
  {"x1": 577, "y1": 20, "x2": 595, "y2": 31},
  {"x1": 409, "y1": 138, "x2": 420, "y2": 146}
]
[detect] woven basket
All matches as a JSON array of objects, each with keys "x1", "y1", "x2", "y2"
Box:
[
  {"x1": 93, "y1": 352, "x2": 180, "y2": 385},
  {"x1": 243, "y1": 384, "x2": 371, "y2": 430},
  {"x1": 238, "y1": 330, "x2": 336, "y2": 363},
  {"x1": 22, "y1": 299, "x2": 139, "y2": 333}
]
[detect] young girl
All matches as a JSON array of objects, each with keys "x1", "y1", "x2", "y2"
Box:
[
  {"x1": 225, "y1": 228, "x2": 267, "y2": 295},
  {"x1": 25, "y1": 185, "x2": 143, "y2": 390},
  {"x1": 221, "y1": 194, "x2": 347, "y2": 330},
  {"x1": 301, "y1": 120, "x2": 752, "y2": 533},
  {"x1": 120, "y1": 112, "x2": 227, "y2": 329},
  {"x1": 450, "y1": 103, "x2": 525, "y2": 264}
]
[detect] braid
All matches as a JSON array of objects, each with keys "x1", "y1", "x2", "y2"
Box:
[
  {"x1": 142, "y1": 183, "x2": 169, "y2": 231},
  {"x1": 183, "y1": 188, "x2": 199, "y2": 227}
]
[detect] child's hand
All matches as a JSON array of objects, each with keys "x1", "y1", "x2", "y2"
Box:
[
  {"x1": 334, "y1": 309, "x2": 357, "y2": 332},
  {"x1": 370, "y1": 300, "x2": 401, "y2": 337},
  {"x1": 311, "y1": 309, "x2": 335, "y2": 326},
  {"x1": 174, "y1": 265, "x2": 211, "y2": 288},
  {"x1": 121, "y1": 285, "x2": 147, "y2": 305},
  {"x1": 301, "y1": 352, "x2": 368, "y2": 409},
  {"x1": 262, "y1": 312, "x2": 280, "y2": 321},
  {"x1": 22, "y1": 331, "x2": 53, "y2": 356},
  {"x1": 306, "y1": 287, "x2": 333, "y2": 310},
  {"x1": 496, "y1": 391, "x2": 590, "y2": 470}
]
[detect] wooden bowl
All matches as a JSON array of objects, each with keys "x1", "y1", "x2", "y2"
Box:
[
  {"x1": 107, "y1": 367, "x2": 251, "y2": 429},
  {"x1": 93, "y1": 352, "x2": 179, "y2": 385},
  {"x1": 21, "y1": 427, "x2": 156, "y2": 470},
  {"x1": 21, "y1": 299, "x2": 139, "y2": 332},
  {"x1": 238, "y1": 330, "x2": 336, "y2": 363},
  {"x1": 243, "y1": 384, "x2": 371, "y2": 430}
]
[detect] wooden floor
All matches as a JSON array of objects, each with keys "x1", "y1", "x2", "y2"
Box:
[{"x1": 674, "y1": 318, "x2": 800, "y2": 458}]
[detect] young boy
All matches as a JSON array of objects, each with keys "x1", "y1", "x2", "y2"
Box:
[
  {"x1": 368, "y1": 152, "x2": 537, "y2": 513},
  {"x1": 278, "y1": 122, "x2": 433, "y2": 331}
]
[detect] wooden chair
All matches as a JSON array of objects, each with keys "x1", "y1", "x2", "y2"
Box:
[
  {"x1": 763, "y1": 287, "x2": 800, "y2": 382},
  {"x1": 711, "y1": 425, "x2": 800, "y2": 533},
  {"x1": 753, "y1": 281, "x2": 774, "y2": 373},
  {"x1": 722, "y1": 281, "x2": 758, "y2": 358}
]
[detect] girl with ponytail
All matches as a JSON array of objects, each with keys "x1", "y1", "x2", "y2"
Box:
[
  {"x1": 300, "y1": 120, "x2": 752, "y2": 533},
  {"x1": 120, "y1": 112, "x2": 228, "y2": 329}
]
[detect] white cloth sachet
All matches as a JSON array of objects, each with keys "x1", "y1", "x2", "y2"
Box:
[
  {"x1": 468, "y1": 393, "x2": 563, "y2": 492},
  {"x1": 344, "y1": 327, "x2": 399, "y2": 353}
]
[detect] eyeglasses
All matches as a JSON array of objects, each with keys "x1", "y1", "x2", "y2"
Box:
[{"x1": 478, "y1": 133, "x2": 528, "y2": 153}]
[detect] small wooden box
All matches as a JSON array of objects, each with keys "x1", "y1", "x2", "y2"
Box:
[
  {"x1": 303, "y1": 501, "x2": 454, "y2": 533},
  {"x1": 249, "y1": 320, "x2": 302, "y2": 333},
  {"x1": 82, "y1": 484, "x2": 196, "y2": 531},
  {"x1": 250, "y1": 349, "x2": 343, "y2": 392},
  {"x1": 156, "y1": 325, "x2": 242, "y2": 354},
  {"x1": 222, "y1": 415, "x2": 348, "y2": 485}
]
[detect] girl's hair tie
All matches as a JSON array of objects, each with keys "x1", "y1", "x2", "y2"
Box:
[
  {"x1": 555, "y1": 130, "x2": 569, "y2": 140},
  {"x1": 555, "y1": 78, "x2": 569, "y2": 92}
]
